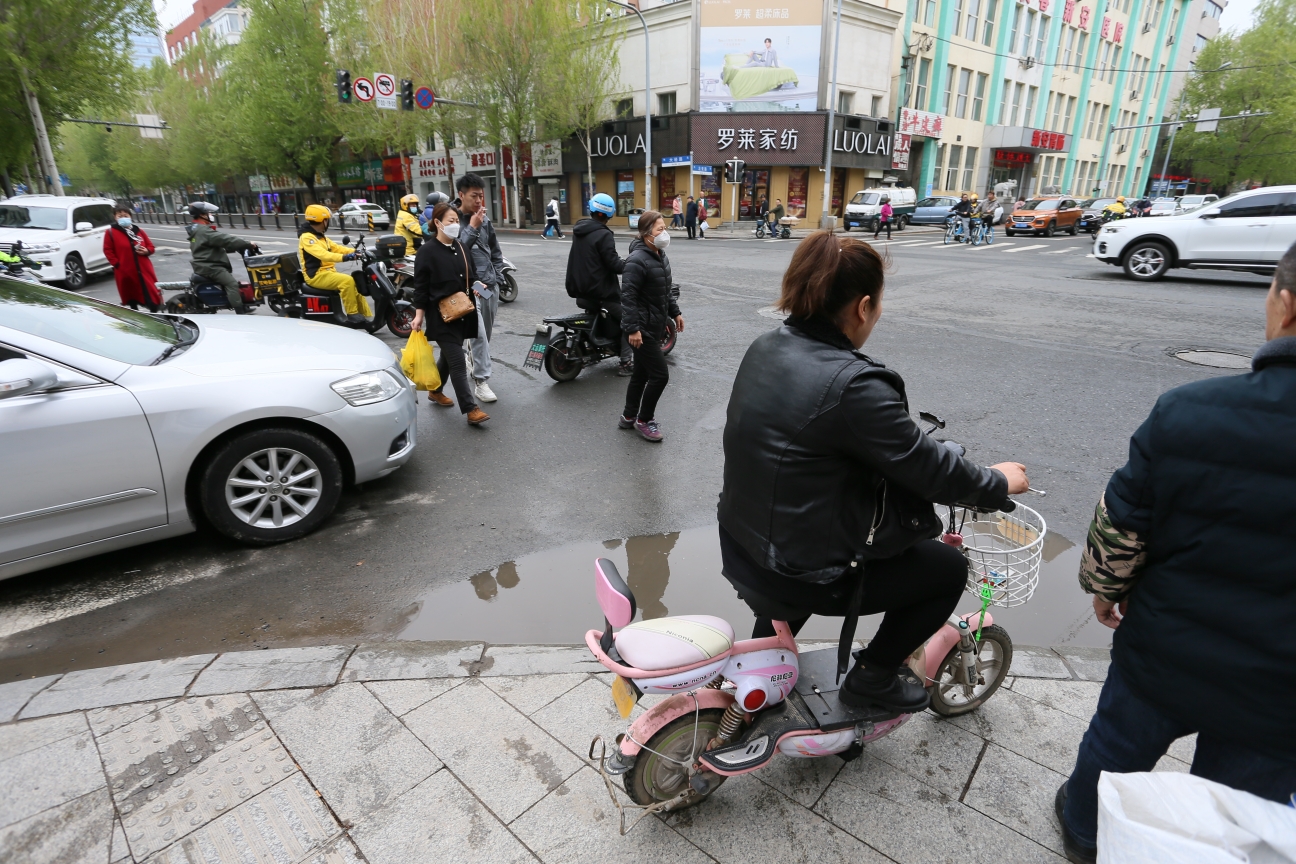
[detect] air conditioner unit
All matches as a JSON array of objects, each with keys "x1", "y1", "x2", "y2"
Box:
[
  {"x1": 1019, "y1": 56, "x2": 1036, "y2": 69},
  {"x1": 1117, "y1": 144, "x2": 1128, "y2": 153},
  {"x1": 1166, "y1": 35, "x2": 1175, "y2": 45},
  {"x1": 1142, "y1": 21, "x2": 1152, "y2": 32},
  {"x1": 1130, "y1": 89, "x2": 1140, "y2": 100},
  {"x1": 1141, "y1": 149, "x2": 1150, "y2": 157}
]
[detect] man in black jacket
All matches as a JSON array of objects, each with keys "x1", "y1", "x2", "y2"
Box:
[
  {"x1": 1056, "y1": 241, "x2": 1296, "y2": 864},
  {"x1": 565, "y1": 193, "x2": 632, "y2": 374}
]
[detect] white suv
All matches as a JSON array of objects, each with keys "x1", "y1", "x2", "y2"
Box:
[
  {"x1": 1094, "y1": 186, "x2": 1296, "y2": 281},
  {"x1": 0, "y1": 195, "x2": 117, "y2": 289}
]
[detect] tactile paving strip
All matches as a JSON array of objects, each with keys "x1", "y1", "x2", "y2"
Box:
[{"x1": 98, "y1": 694, "x2": 300, "y2": 859}]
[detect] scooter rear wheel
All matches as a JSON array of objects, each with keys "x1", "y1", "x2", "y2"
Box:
[
  {"x1": 626, "y1": 708, "x2": 726, "y2": 809},
  {"x1": 929, "y1": 624, "x2": 1012, "y2": 716},
  {"x1": 499, "y1": 272, "x2": 519, "y2": 303},
  {"x1": 543, "y1": 336, "x2": 582, "y2": 382},
  {"x1": 660, "y1": 319, "x2": 678, "y2": 355}
]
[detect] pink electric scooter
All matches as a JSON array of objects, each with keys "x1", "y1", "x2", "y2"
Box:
[{"x1": 585, "y1": 491, "x2": 1046, "y2": 830}]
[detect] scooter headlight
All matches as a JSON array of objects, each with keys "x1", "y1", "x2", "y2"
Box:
[{"x1": 331, "y1": 370, "x2": 404, "y2": 406}]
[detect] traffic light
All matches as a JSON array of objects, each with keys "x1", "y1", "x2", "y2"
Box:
[
  {"x1": 724, "y1": 159, "x2": 746, "y2": 183},
  {"x1": 336, "y1": 70, "x2": 352, "y2": 104},
  {"x1": 400, "y1": 79, "x2": 414, "y2": 111}
]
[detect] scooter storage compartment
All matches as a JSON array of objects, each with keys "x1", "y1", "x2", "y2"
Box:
[{"x1": 373, "y1": 235, "x2": 407, "y2": 260}]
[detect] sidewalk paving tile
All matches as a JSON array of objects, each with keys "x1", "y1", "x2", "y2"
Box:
[
  {"x1": 403, "y1": 679, "x2": 582, "y2": 823},
  {"x1": 1055, "y1": 647, "x2": 1110, "y2": 682},
  {"x1": 482, "y1": 673, "x2": 589, "y2": 716},
  {"x1": 946, "y1": 690, "x2": 1089, "y2": 775},
  {"x1": 1167, "y1": 733, "x2": 1197, "y2": 764},
  {"x1": 0, "y1": 675, "x2": 59, "y2": 723},
  {"x1": 962, "y1": 743, "x2": 1067, "y2": 855},
  {"x1": 21, "y1": 655, "x2": 215, "y2": 718},
  {"x1": 1011, "y1": 648, "x2": 1073, "y2": 680},
  {"x1": 340, "y1": 641, "x2": 483, "y2": 681},
  {"x1": 145, "y1": 772, "x2": 359, "y2": 864},
  {"x1": 109, "y1": 816, "x2": 129, "y2": 863},
  {"x1": 259, "y1": 683, "x2": 440, "y2": 826},
  {"x1": 0, "y1": 726, "x2": 104, "y2": 829},
  {"x1": 815, "y1": 753, "x2": 1063, "y2": 863},
  {"x1": 529, "y1": 677, "x2": 646, "y2": 766},
  {"x1": 512, "y1": 767, "x2": 711, "y2": 864},
  {"x1": 364, "y1": 678, "x2": 464, "y2": 717},
  {"x1": 755, "y1": 751, "x2": 845, "y2": 808},
  {"x1": 190, "y1": 646, "x2": 352, "y2": 696},
  {"x1": 0, "y1": 712, "x2": 88, "y2": 761},
  {"x1": 88, "y1": 701, "x2": 175, "y2": 737},
  {"x1": 667, "y1": 774, "x2": 892, "y2": 863},
  {"x1": 1009, "y1": 679, "x2": 1102, "y2": 722},
  {"x1": 349, "y1": 769, "x2": 532, "y2": 864},
  {"x1": 0, "y1": 786, "x2": 113, "y2": 864},
  {"x1": 863, "y1": 711, "x2": 986, "y2": 798},
  {"x1": 250, "y1": 688, "x2": 317, "y2": 721},
  {"x1": 478, "y1": 645, "x2": 608, "y2": 676}
]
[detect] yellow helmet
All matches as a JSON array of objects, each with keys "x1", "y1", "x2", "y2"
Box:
[
  {"x1": 304, "y1": 204, "x2": 332, "y2": 224},
  {"x1": 1117, "y1": 195, "x2": 1126, "y2": 202},
  {"x1": 400, "y1": 194, "x2": 420, "y2": 209},
  {"x1": 970, "y1": 193, "x2": 979, "y2": 201}
]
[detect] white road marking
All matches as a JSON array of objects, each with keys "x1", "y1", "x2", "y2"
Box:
[
  {"x1": 1043, "y1": 248, "x2": 1073, "y2": 253},
  {"x1": 1000, "y1": 244, "x2": 1050, "y2": 253},
  {"x1": 967, "y1": 242, "x2": 1012, "y2": 250},
  {"x1": 501, "y1": 242, "x2": 539, "y2": 247}
]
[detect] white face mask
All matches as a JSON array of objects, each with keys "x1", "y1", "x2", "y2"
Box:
[
  {"x1": 653, "y1": 230, "x2": 671, "y2": 250},
  {"x1": 440, "y1": 222, "x2": 461, "y2": 240}
]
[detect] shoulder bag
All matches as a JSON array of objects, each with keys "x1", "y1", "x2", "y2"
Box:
[{"x1": 438, "y1": 241, "x2": 475, "y2": 322}]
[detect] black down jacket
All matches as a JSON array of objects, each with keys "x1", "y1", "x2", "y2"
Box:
[
  {"x1": 1107, "y1": 335, "x2": 1296, "y2": 759},
  {"x1": 718, "y1": 316, "x2": 1009, "y2": 584},
  {"x1": 620, "y1": 238, "x2": 680, "y2": 338},
  {"x1": 564, "y1": 218, "x2": 624, "y2": 302}
]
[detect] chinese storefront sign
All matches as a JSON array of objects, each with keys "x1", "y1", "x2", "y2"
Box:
[
  {"x1": 689, "y1": 113, "x2": 825, "y2": 166},
  {"x1": 892, "y1": 133, "x2": 912, "y2": 170},
  {"x1": 993, "y1": 149, "x2": 1034, "y2": 165},
  {"x1": 1029, "y1": 130, "x2": 1069, "y2": 151},
  {"x1": 717, "y1": 126, "x2": 801, "y2": 151},
  {"x1": 1113, "y1": 21, "x2": 1124, "y2": 41},
  {"x1": 530, "y1": 140, "x2": 563, "y2": 177},
  {"x1": 1101, "y1": 15, "x2": 1111, "y2": 38},
  {"x1": 1078, "y1": 5, "x2": 1091, "y2": 28},
  {"x1": 898, "y1": 108, "x2": 944, "y2": 139},
  {"x1": 1063, "y1": 0, "x2": 1075, "y2": 22}
]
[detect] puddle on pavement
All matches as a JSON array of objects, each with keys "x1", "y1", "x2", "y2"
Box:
[{"x1": 399, "y1": 524, "x2": 1112, "y2": 649}]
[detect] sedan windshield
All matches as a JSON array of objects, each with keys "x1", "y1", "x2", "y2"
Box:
[
  {"x1": 1020, "y1": 199, "x2": 1060, "y2": 211},
  {"x1": 850, "y1": 192, "x2": 880, "y2": 205},
  {"x1": 0, "y1": 205, "x2": 66, "y2": 231},
  {"x1": 358, "y1": 205, "x2": 386, "y2": 212},
  {"x1": 0, "y1": 277, "x2": 183, "y2": 364},
  {"x1": 1080, "y1": 198, "x2": 1116, "y2": 210}
]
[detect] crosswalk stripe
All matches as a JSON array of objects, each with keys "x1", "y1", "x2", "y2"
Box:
[
  {"x1": 1000, "y1": 244, "x2": 1050, "y2": 253},
  {"x1": 1043, "y1": 248, "x2": 1072, "y2": 254},
  {"x1": 967, "y1": 242, "x2": 1012, "y2": 250}
]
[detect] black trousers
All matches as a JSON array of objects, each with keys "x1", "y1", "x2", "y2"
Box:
[
  {"x1": 623, "y1": 333, "x2": 668, "y2": 421},
  {"x1": 873, "y1": 219, "x2": 892, "y2": 239},
  {"x1": 577, "y1": 299, "x2": 631, "y2": 362},
  {"x1": 685, "y1": 222, "x2": 696, "y2": 239},
  {"x1": 728, "y1": 538, "x2": 967, "y2": 669},
  {"x1": 434, "y1": 338, "x2": 477, "y2": 414}
]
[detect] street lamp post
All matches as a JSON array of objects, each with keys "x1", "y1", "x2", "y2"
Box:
[
  {"x1": 1150, "y1": 61, "x2": 1231, "y2": 198},
  {"x1": 820, "y1": 0, "x2": 845, "y2": 229},
  {"x1": 606, "y1": 1, "x2": 652, "y2": 214}
]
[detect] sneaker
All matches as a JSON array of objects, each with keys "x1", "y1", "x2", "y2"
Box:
[
  {"x1": 1055, "y1": 783, "x2": 1097, "y2": 864},
  {"x1": 428, "y1": 391, "x2": 454, "y2": 407},
  {"x1": 839, "y1": 659, "x2": 930, "y2": 713},
  {"x1": 617, "y1": 362, "x2": 634, "y2": 377},
  {"x1": 467, "y1": 407, "x2": 489, "y2": 425},
  {"x1": 634, "y1": 419, "x2": 663, "y2": 442},
  {"x1": 618, "y1": 414, "x2": 636, "y2": 429},
  {"x1": 474, "y1": 380, "x2": 497, "y2": 403}
]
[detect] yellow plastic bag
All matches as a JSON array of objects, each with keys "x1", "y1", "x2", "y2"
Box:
[{"x1": 400, "y1": 331, "x2": 441, "y2": 391}]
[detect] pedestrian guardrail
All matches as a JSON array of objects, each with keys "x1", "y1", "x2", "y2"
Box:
[{"x1": 135, "y1": 210, "x2": 296, "y2": 231}]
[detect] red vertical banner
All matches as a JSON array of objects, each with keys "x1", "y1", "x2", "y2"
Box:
[
  {"x1": 1063, "y1": 0, "x2": 1075, "y2": 22},
  {"x1": 1113, "y1": 20, "x2": 1124, "y2": 41},
  {"x1": 1079, "y1": 5, "x2": 1091, "y2": 27},
  {"x1": 1101, "y1": 15, "x2": 1111, "y2": 38}
]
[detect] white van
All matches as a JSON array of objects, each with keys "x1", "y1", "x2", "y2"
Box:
[{"x1": 844, "y1": 187, "x2": 917, "y2": 232}]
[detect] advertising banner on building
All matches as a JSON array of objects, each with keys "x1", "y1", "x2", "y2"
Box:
[
  {"x1": 698, "y1": 0, "x2": 822, "y2": 113},
  {"x1": 892, "y1": 133, "x2": 912, "y2": 170},
  {"x1": 898, "y1": 108, "x2": 944, "y2": 139}
]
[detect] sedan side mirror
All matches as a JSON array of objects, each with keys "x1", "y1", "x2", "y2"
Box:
[
  {"x1": 74, "y1": 221, "x2": 93, "y2": 232},
  {"x1": 0, "y1": 358, "x2": 59, "y2": 400},
  {"x1": 1200, "y1": 211, "x2": 1218, "y2": 219}
]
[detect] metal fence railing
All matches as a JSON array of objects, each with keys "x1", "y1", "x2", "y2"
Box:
[{"x1": 135, "y1": 210, "x2": 297, "y2": 231}]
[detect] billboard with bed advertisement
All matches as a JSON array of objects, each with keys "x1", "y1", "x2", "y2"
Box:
[{"x1": 699, "y1": 0, "x2": 822, "y2": 113}]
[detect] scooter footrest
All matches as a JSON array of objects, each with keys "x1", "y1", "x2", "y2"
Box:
[
  {"x1": 793, "y1": 649, "x2": 901, "y2": 731},
  {"x1": 698, "y1": 699, "x2": 813, "y2": 774}
]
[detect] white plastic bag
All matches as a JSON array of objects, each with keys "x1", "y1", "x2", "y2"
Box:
[{"x1": 1098, "y1": 771, "x2": 1296, "y2": 864}]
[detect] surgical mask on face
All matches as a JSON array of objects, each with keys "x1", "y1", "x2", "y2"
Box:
[
  {"x1": 441, "y1": 222, "x2": 461, "y2": 240},
  {"x1": 117, "y1": 217, "x2": 132, "y2": 228},
  {"x1": 653, "y1": 230, "x2": 671, "y2": 250}
]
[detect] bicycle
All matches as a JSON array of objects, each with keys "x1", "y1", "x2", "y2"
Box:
[
  {"x1": 944, "y1": 217, "x2": 967, "y2": 245},
  {"x1": 970, "y1": 219, "x2": 995, "y2": 246}
]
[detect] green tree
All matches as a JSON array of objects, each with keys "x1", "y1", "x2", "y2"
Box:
[
  {"x1": 1173, "y1": 0, "x2": 1296, "y2": 189},
  {"x1": 545, "y1": 4, "x2": 622, "y2": 200}
]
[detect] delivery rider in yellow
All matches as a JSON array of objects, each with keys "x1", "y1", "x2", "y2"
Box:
[
  {"x1": 394, "y1": 194, "x2": 424, "y2": 256},
  {"x1": 297, "y1": 204, "x2": 370, "y2": 322}
]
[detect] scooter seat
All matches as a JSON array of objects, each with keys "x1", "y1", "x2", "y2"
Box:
[
  {"x1": 543, "y1": 311, "x2": 595, "y2": 325},
  {"x1": 299, "y1": 285, "x2": 335, "y2": 297},
  {"x1": 614, "y1": 616, "x2": 734, "y2": 671}
]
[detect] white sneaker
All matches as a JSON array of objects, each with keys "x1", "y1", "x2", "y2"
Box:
[{"x1": 474, "y1": 381, "x2": 497, "y2": 403}]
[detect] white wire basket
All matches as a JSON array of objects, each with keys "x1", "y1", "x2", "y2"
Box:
[{"x1": 952, "y1": 503, "x2": 1047, "y2": 608}]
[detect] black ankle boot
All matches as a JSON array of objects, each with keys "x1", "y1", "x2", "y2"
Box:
[{"x1": 839, "y1": 657, "x2": 930, "y2": 713}]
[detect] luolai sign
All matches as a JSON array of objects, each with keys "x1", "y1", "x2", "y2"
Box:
[
  {"x1": 832, "y1": 129, "x2": 892, "y2": 156},
  {"x1": 590, "y1": 133, "x2": 647, "y2": 157}
]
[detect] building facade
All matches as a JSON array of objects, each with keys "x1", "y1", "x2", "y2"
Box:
[
  {"x1": 129, "y1": 27, "x2": 167, "y2": 68},
  {"x1": 166, "y1": 0, "x2": 249, "y2": 61}
]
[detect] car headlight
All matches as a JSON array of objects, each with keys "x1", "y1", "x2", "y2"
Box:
[
  {"x1": 1102, "y1": 226, "x2": 1122, "y2": 234},
  {"x1": 331, "y1": 369, "x2": 404, "y2": 406},
  {"x1": 22, "y1": 242, "x2": 60, "y2": 254}
]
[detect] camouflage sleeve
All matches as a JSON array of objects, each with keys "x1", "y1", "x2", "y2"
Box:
[{"x1": 1078, "y1": 494, "x2": 1147, "y2": 601}]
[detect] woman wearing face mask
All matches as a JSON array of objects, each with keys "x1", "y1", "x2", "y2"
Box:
[
  {"x1": 103, "y1": 206, "x2": 162, "y2": 312},
  {"x1": 410, "y1": 202, "x2": 489, "y2": 425},
  {"x1": 619, "y1": 210, "x2": 684, "y2": 442}
]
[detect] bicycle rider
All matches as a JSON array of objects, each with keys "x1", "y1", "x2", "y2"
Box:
[
  {"x1": 977, "y1": 194, "x2": 998, "y2": 239},
  {"x1": 951, "y1": 193, "x2": 974, "y2": 243}
]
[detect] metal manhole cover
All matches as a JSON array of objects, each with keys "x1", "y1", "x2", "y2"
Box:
[{"x1": 1171, "y1": 349, "x2": 1252, "y2": 369}]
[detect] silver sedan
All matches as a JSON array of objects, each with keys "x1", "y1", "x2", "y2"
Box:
[{"x1": 0, "y1": 276, "x2": 417, "y2": 581}]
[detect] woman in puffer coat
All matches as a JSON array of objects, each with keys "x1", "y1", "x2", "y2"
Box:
[{"x1": 618, "y1": 210, "x2": 684, "y2": 442}]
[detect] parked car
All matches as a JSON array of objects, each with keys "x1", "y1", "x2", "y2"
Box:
[
  {"x1": 1077, "y1": 198, "x2": 1119, "y2": 233},
  {"x1": 0, "y1": 195, "x2": 116, "y2": 290},
  {"x1": 843, "y1": 186, "x2": 917, "y2": 231},
  {"x1": 1005, "y1": 196, "x2": 1083, "y2": 237},
  {"x1": 1148, "y1": 197, "x2": 1182, "y2": 216},
  {"x1": 909, "y1": 196, "x2": 961, "y2": 226},
  {"x1": 1177, "y1": 194, "x2": 1219, "y2": 213},
  {"x1": 1093, "y1": 185, "x2": 1296, "y2": 281},
  {"x1": 0, "y1": 276, "x2": 417, "y2": 580},
  {"x1": 334, "y1": 202, "x2": 391, "y2": 230}
]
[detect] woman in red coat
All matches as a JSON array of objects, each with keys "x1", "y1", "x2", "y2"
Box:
[{"x1": 104, "y1": 206, "x2": 162, "y2": 311}]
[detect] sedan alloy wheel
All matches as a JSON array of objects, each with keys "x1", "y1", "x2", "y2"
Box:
[{"x1": 225, "y1": 447, "x2": 322, "y2": 529}]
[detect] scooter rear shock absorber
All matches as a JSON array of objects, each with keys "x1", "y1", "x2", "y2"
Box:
[{"x1": 713, "y1": 704, "x2": 748, "y2": 748}]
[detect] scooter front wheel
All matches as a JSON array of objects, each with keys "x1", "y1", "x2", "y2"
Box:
[
  {"x1": 387, "y1": 306, "x2": 415, "y2": 338},
  {"x1": 929, "y1": 624, "x2": 1012, "y2": 716},
  {"x1": 626, "y1": 708, "x2": 726, "y2": 809}
]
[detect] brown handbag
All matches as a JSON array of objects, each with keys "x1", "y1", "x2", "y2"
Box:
[{"x1": 438, "y1": 241, "x2": 475, "y2": 322}]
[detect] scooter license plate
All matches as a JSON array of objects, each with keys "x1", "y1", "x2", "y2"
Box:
[{"x1": 611, "y1": 676, "x2": 639, "y2": 719}]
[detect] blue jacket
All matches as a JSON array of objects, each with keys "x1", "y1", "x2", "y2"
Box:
[{"x1": 1107, "y1": 336, "x2": 1296, "y2": 757}]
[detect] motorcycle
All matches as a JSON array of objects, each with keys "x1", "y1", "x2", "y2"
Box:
[
  {"x1": 525, "y1": 301, "x2": 677, "y2": 382},
  {"x1": 1088, "y1": 209, "x2": 1129, "y2": 237},
  {"x1": 253, "y1": 235, "x2": 415, "y2": 338},
  {"x1": 157, "y1": 252, "x2": 260, "y2": 314},
  {"x1": 756, "y1": 217, "x2": 791, "y2": 240},
  {"x1": 582, "y1": 415, "x2": 1047, "y2": 832},
  {"x1": 0, "y1": 241, "x2": 44, "y2": 283}
]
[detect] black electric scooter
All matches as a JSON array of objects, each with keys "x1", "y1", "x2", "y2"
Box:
[{"x1": 525, "y1": 303, "x2": 677, "y2": 382}]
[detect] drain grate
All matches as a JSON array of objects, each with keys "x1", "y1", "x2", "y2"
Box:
[{"x1": 1170, "y1": 349, "x2": 1252, "y2": 369}]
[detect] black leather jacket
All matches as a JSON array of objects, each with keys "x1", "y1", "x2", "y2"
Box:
[{"x1": 718, "y1": 317, "x2": 1009, "y2": 584}]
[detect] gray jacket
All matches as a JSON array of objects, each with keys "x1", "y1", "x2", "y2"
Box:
[{"x1": 455, "y1": 200, "x2": 504, "y2": 286}]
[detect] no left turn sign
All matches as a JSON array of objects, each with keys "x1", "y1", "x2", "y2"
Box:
[
  {"x1": 374, "y1": 73, "x2": 395, "y2": 97},
  {"x1": 353, "y1": 77, "x2": 374, "y2": 102}
]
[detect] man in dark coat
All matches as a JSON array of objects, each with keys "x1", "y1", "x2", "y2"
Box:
[
  {"x1": 1057, "y1": 240, "x2": 1296, "y2": 863},
  {"x1": 565, "y1": 192, "x2": 632, "y2": 374},
  {"x1": 684, "y1": 196, "x2": 698, "y2": 240}
]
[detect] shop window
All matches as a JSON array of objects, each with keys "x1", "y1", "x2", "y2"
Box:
[
  {"x1": 787, "y1": 168, "x2": 809, "y2": 218},
  {"x1": 616, "y1": 98, "x2": 634, "y2": 119},
  {"x1": 837, "y1": 91, "x2": 855, "y2": 115},
  {"x1": 972, "y1": 73, "x2": 987, "y2": 122},
  {"x1": 616, "y1": 170, "x2": 635, "y2": 215},
  {"x1": 657, "y1": 91, "x2": 676, "y2": 115}
]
